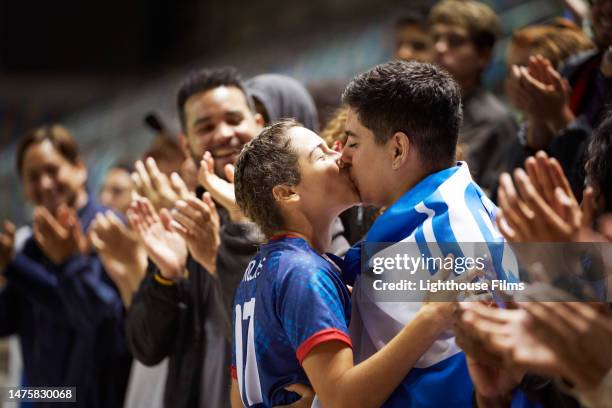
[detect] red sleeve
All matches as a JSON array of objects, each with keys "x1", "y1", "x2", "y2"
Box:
[
  {"x1": 296, "y1": 328, "x2": 352, "y2": 364},
  {"x1": 230, "y1": 365, "x2": 237, "y2": 379}
]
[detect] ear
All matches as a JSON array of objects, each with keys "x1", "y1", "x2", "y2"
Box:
[
  {"x1": 272, "y1": 184, "x2": 299, "y2": 207},
  {"x1": 254, "y1": 113, "x2": 265, "y2": 129},
  {"x1": 389, "y1": 131, "x2": 410, "y2": 170}
]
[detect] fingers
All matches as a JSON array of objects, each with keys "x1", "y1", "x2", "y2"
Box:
[
  {"x1": 159, "y1": 208, "x2": 175, "y2": 232},
  {"x1": 1, "y1": 221, "x2": 16, "y2": 249},
  {"x1": 548, "y1": 158, "x2": 574, "y2": 199},
  {"x1": 531, "y1": 151, "x2": 555, "y2": 205},
  {"x1": 88, "y1": 229, "x2": 106, "y2": 252},
  {"x1": 519, "y1": 66, "x2": 547, "y2": 93},
  {"x1": 36, "y1": 206, "x2": 64, "y2": 235},
  {"x1": 139, "y1": 197, "x2": 160, "y2": 226},
  {"x1": 34, "y1": 207, "x2": 60, "y2": 240},
  {"x1": 495, "y1": 209, "x2": 518, "y2": 242},
  {"x1": 513, "y1": 169, "x2": 565, "y2": 234},
  {"x1": 546, "y1": 64, "x2": 565, "y2": 92},
  {"x1": 126, "y1": 209, "x2": 144, "y2": 240},
  {"x1": 283, "y1": 383, "x2": 314, "y2": 397},
  {"x1": 145, "y1": 157, "x2": 165, "y2": 192},
  {"x1": 172, "y1": 211, "x2": 197, "y2": 232},
  {"x1": 170, "y1": 172, "x2": 191, "y2": 199},
  {"x1": 581, "y1": 186, "x2": 596, "y2": 227},
  {"x1": 497, "y1": 174, "x2": 532, "y2": 240},
  {"x1": 131, "y1": 171, "x2": 145, "y2": 196},
  {"x1": 33, "y1": 222, "x2": 47, "y2": 248},
  {"x1": 202, "y1": 192, "x2": 217, "y2": 212},
  {"x1": 198, "y1": 151, "x2": 216, "y2": 187},
  {"x1": 134, "y1": 160, "x2": 154, "y2": 197},
  {"x1": 224, "y1": 163, "x2": 235, "y2": 184}
]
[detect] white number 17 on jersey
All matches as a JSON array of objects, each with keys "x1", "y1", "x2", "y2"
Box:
[{"x1": 235, "y1": 298, "x2": 263, "y2": 406}]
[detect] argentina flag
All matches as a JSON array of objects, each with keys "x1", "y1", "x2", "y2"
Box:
[{"x1": 343, "y1": 162, "x2": 519, "y2": 408}]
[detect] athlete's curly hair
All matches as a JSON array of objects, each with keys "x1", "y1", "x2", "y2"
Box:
[{"x1": 234, "y1": 119, "x2": 301, "y2": 237}]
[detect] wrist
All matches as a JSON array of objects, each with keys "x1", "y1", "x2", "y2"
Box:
[
  {"x1": 229, "y1": 209, "x2": 249, "y2": 223},
  {"x1": 158, "y1": 265, "x2": 185, "y2": 280},
  {"x1": 475, "y1": 391, "x2": 512, "y2": 408},
  {"x1": 419, "y1": 302, "x2": 455, "y2": 331},
  {"x1": 155, "y1": 268, "x2": 188, "y2": 285},
  {"x1": 547, "y1": 105, "x2": 575, "y2": 134}
]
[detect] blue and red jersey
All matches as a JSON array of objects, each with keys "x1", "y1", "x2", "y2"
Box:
[{"x1": 231, "y1": 236, "x2": 351, "y2": 407}]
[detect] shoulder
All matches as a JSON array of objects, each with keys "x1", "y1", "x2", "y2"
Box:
[{"x1": 560, "y1": 49, "x2": 600, "y2": 79}]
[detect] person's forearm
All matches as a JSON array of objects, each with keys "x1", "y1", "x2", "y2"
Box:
[
  {"x1": 126, "y1": 271, "x2": 182, "y2": 365},
  {"x1": 327, "y1": 304, "x2": 450, "y2": 408},
  {"x1": 526, "y1": 116, "x2": 554, "y2": 150},
  {"x1": 547, "y1": 106, "x2": 575, "y2": 135}
]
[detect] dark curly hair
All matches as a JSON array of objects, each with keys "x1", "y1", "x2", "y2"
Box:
[
  {"x1": 234, "y1": 119, "x2": 301, "y2": 237},
  {"x1": 586, "y1": 111, "x2": 612, "y2": 213},
  {"x1": 342, "y1": 60, "x2": 462, "y2": 170},
  {"x1": 177, "y1": 66, "x2": 253, "y2": 131}
]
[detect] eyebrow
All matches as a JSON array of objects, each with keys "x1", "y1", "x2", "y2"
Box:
[
  {"x1": 345, "y1": 130, "x2": 359, "y2": 138},
  {"x1": 192, "y1": 116, "x2": 211, "y2": 128}
]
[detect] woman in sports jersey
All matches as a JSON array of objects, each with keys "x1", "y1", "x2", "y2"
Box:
[{"x1": 230, "y1": 119, "x2": 456, "y2": 408}]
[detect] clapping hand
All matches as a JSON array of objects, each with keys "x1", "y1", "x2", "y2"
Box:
[
  {"x1": 128, "y1": 197, "x2": 187, "y2": 280},
  {"x1": 197, "y1": 151, "x2": 248, "y2": 222},
  {"x1": 89, "y1": 211, "x2": 147, "y2": 307},
  {"x1": 33, "y1": 205, "x2": 88, "y2": 265},
  {"x1": 132, "y1": 157, "x2": 192, "y2": 211},
  {"x1": 170, "y1": 193, "x2": 221, "y2": 276}
]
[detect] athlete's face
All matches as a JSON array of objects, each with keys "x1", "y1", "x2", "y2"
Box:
[
  {"x1": 290, "y1": 126, "x2": 359, "y2": 215},
  {"x1": 340, "y1": 109, "x2": 395, "y2": 207},
  {"x1": 183, "y1": 86, "x2": 264, "y2": 177}
]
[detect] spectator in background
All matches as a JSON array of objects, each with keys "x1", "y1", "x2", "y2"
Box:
[
  {"x1": 507, "y1": 0, "x2": 612, "y2": 199},
  {"x1": 504, "y1": 18, "x2": 595, "y2": 196},
  {"x1": 246, "y1": 73, "x2": 320, "y2": 131},
  {"x1": 99, "y1": 163, "x2": 134, "y2": 215},
  {"x1": 126, "y1": 67, "x2": 265, "y2": 408},
  {"x1": 0, "y1": 125, "x2": 130, "y2": 408},
  {"x1": 430, "y1": 0, "x2": 517, "y2": 197},
  {"x1": 393, "y1": 7, "x2": 433, "y2": 63}
]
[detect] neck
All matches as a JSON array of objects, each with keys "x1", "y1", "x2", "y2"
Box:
[
  {"x1": 384, "y1": 162, "x2": 453, "y2": 208},
  {"x1": 275, "y1": 211, "x2": 335, "y2": 254}
]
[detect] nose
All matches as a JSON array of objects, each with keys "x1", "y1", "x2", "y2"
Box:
[
  {"x1": 39, "y1": 173, "x2": 55, "y2": 191},
  {"x1": 340, "y1": 147, "x2": 352, "y2": 165},
  {"x1": 218, "y1": 122, "x2": 235, "y2": 139},
  {"x1": 434, "y1": 39, "x2": 447, "y2": 55}
]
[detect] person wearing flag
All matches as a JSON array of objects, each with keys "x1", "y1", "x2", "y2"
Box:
[{"x1": 339, "y1": 60, "x2": 518, "y2": 407}]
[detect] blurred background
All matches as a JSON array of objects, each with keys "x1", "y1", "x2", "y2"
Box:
[{"x1": 0, "y1": 0, "x2": 563, "y2": 226}]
